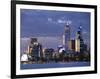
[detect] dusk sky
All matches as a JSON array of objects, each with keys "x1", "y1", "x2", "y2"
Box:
[{"x1": 20, "y1": 9, "x2": 90, "y2": 52}]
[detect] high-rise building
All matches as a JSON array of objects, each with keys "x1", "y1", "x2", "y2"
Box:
[
  {"x1": 28, "y1": 38, "x2": 38, "y2": 54},
  {"x1": 69, "y1": 40, "x2": 75, "y2": 51},
  {"x1": 75, "y1": 26, "x2": 84, "y2": 52},
  {"x1": 63, "y1": 24, "x2": 70, "y2": 51},
  {"x1": 75, "y1": 39, "x2": 80, "y2": 52},
  {"x1": 28, "y1": 38, "x2": 43, "y2": 61},
  {"x1": 43, "y1": 48, "x2": 54, "y2": 61},
  {"x1": 30, "y1": 38, "x2": 37, "y2": 44}
]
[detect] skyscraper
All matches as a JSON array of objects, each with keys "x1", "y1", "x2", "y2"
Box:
[
  {"x1": 63, "y1": 24, "x2": 70, "y2": 51},
  {"x1": 69, "y1": 40, "x2": 75, "y2": 51},
  {"x1": 28, "y1": 38, "x2": 43, "y2": 62},
  {"x1": 28, "y1": 38, "x2": 38, "y2": 54},
  {"x1": 75, "y1": 26, "x2": 84, "y2": 52}
]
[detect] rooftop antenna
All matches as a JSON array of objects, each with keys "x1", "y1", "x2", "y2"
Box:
[{"x1": 79, "y1": 23, "x2": 82, "y2": 31}]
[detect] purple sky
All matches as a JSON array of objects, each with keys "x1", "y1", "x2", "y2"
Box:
[{"x1": 20, "y1": 9, "x2": 90, "y2": 52}]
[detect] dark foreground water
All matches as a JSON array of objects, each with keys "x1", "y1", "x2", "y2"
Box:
[{"x1": 21, "y1": 62, "x2": 90, "y2": 69}]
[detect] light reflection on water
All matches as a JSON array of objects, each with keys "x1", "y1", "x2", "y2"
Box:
[{"x1": 21, "y1": 62, "x2": 90, "y2": 69}]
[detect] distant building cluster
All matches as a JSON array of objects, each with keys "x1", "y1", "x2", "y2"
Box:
[
  {"x1": 21, "y1": 24, "x2": 90, "y2": 64},
  {"x1": 63, "y1": 24, "x2": 87, "y2": 53}
]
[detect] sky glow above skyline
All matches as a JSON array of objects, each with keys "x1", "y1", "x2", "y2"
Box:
[{"x1": 20, "y1": 9, "x2": 90, "y2": 52}]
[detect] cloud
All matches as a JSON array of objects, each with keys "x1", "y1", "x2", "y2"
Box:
[
  {"x1": 47, "y1": 17, "x2": 72, "y2": 25},
  {"x1": 37, "y1": 36, "x2": 62, "y2": 49},
  {"x1": 21, "y1": 37, "x2": 30, "y2": 41},
  {"x1": 57, "y1": 19, "x2": 66, "y2": 23},
  {"x1": 47, "y1": 17, "x2": 57, "y2": 24},
  {"x1": 83, "y1": 31, "x2": 87, "y2": 34},
  {"x1": 21, "y1": 38, "x2": 30, "y2": 53},
  {"x1": 57, "y1": 19, "x2": 72, "y2": 24},
  {"x1": 47, "y1": 18, "x2": 52, "y2": 22}
]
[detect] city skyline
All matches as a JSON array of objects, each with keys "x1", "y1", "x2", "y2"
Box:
[{"x1": 21, "y1": 9, "x2": 90, "y2": 53}]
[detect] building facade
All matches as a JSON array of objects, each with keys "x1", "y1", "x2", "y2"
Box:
[
  {"x1": 28, "y1": 38, "x2": 43, "y2": 62},
  {"x1": 43, "y1": 48, "x2": 54, "y2": 62},
  {"x1": 69, "y1": 40, "x2": 75, "y2": 51},
  {"x1": 63, "y1": 24, "x2": 70, "y2": 51},
  {"x1": 75, "y1": 26, "x2": 84, "y2": 53}
]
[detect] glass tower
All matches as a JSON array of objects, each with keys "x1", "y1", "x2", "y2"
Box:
[
  {"x1": 63, "y1": 24, "x2": 70, "y2": 51},
  {"x1": 75, "y1": 26, "x2": 84, "y2": 52}
]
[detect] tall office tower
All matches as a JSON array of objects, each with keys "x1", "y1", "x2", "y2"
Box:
[
  {"x1": 30, "y1": 38, "x2": 37, "y2": 44},
  {"x1": 69, "y1": 40, "x2": 75, "y2": 51},
  {"x1": 63, "y1": 24, "x2": 70, "y2": 51},
  {"x1": 28, "y1": 38, "x2": 38, "y2": 54},
  {"x1": 28, "y1": 38, "x2": 43, "y2": 61},
  {"x1": 75, "y1": 26, "x2": 84, "y2": 52}
]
